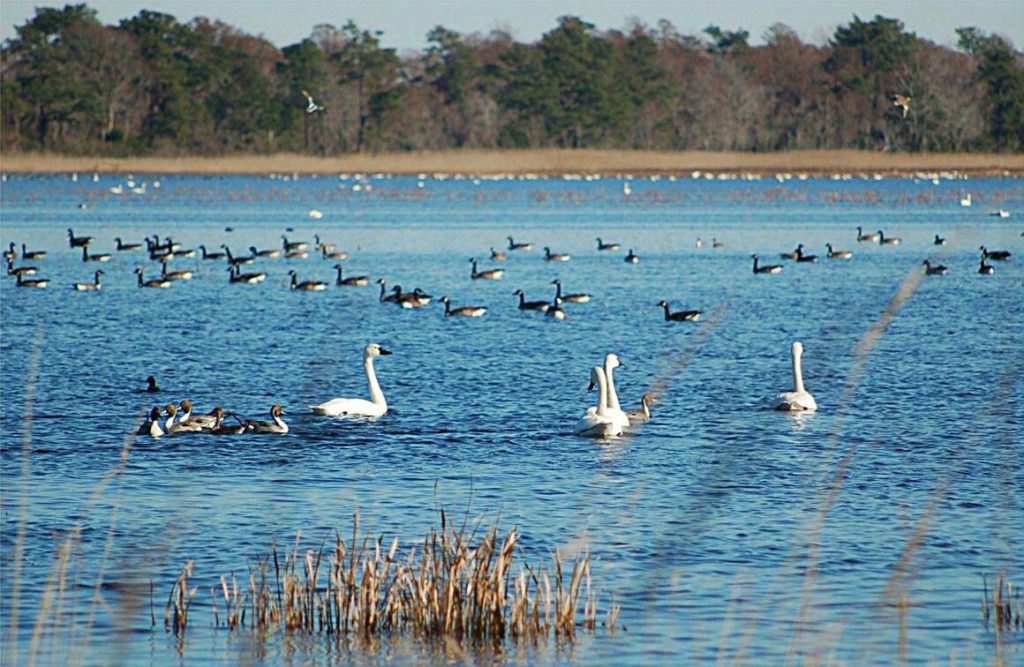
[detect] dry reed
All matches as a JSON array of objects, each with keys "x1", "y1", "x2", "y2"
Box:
[{"x1": 983, "y1": 572, "x2": 1022, "y2": 632}]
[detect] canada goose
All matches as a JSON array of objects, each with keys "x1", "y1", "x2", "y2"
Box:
[
  {"x1": 171, "y1": 246, "x2": 196, "y2": 259},
  {"x1": 21, "y1": 244, "x2": 46, "y2": 260},
  {"x1": 322, "y1": 246, "x2": 348, "y2": 261},
  {"x1": 856, "y1": 226, "x2": 880, "y2": 243},
  {"x1": 334, "y1": 264, "x2": 369, "y2": 286},
  {"x1": 978, "y1": 255, "x2": 995, "y2": 275},
  {"x1": 145, "y1": 375, "x2": 160, "y2": 393},
  {"x1": 115, "y1": 237, "x2": 143, "y2": 251},
  {"x1": 135, "y1": 267, "x2": 171, "y2": 288},
  {"x1": 507, "y1": 236, "x2": 533, "y2": 251},
  {"x1": 933, "y1": 234, "x2": 946, "y2": 246},
  {"x1": 489, "y1": 247, "x2": 507, "y2": 262},
  {"x1": 16, "y1": 273, "x2": 49, "y2": 288},
  {"x1": 544, "y1": 247, "x2": 571, "y2": 262},
  {"x1": 392, "y1": 286, "x2": 431, "y2": 308},
  {"x1": 3, "y1": 242, "x2": 16, "y2": 261},
  {"x1": 826, "y1": 244, "x2": 853, "y2": 260},
  {"x1": 377, "y1": 279, "x2": 400, "y2": 303},
  {"x1": 624, "y1": 249, "x2": 640, "y2": 264},
  {"x1": 888, "y1": 93, "x2": 911, "y2": 119},
  {"x1": 67, "y1": 228, "x2": 93, "y2": 248},
  {"x1": 288, "y1": 270, "x2": 327, "y2": 291},
  {"x1": 161, "y1": 262, "x2": 193, "y2": 281},
  {"x1": 878, "y1": 230, "x2": 901, "y2": 245},
  {"x1": 546, "y1": 297, "x2": 567, "y2": 320},
  {"x1": 250, "y1": 245, "x2": 281, "y2": 259},
  {"x1": 314, "y1": 234, "x2": 335, "y2": 253},
  {"x1": 6, "y1": 259, "x2": 37, "y2": 276},
  {"x1": 551, "y1": 279, "x2": 590, "y2": 303},
  {"x1": 922, "y1": 260, "x2": 948, "y2": 275},
  {"x1": 227, "y1": 265, "x2": 266, "y2": 284},
  {"x1": 221, "y1": 245, "x2": 255, "y2": 267},
  {"x1": 73, "y1": 269, "x2": 103, "y2": 291},
  {"x1": 301, "y1": 90, "x2": 325, "y2": 114},
  {"x1": 779, "y1": 245, "x2": 801, "y2": 260},
  {"x1": 795, "y1": 244, "x2": 818, "y2": 263},
  {"x1": 752, "y1": 255, "x2": 783, "y2": 274},
  {"x1": 245, "y1": 404, "x2": 289, "y2": 434},
  {"x1": 281, "y1": 235, "x2": 309, "y2": 252},
  {"x1": 658, "y1": 299, "x2": 701, "y2": 321},
  {"x1": 980, "y1": 246, "x2": 1011, "y2": 261},
  {"x1": 470, "y1": 257, "x2": 504, "y2": 280},
  {"x1": 513, "y1": 288, "x2": 550, "y2": 312},
  {"x1": 440, "y1": 296, "x2": 487, "y2": 317},
  {"x1": 596, "y1": 237, "x2": 621, "y2": 251},
  {"x1": 81, "y1": 245, "x2": 111, "y2": 263},
  {"x1": 199, "y1": 245, "x2": 225, "y2": 260}
]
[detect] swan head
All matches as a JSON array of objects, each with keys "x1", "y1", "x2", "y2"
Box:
[
  {"x1": 604, "y1": 353, "x2": 623, "y2": 370},
  {"x1": 792, "y1": 341, "x2": 804, "y2": 358},
  {"x1": 587, "y1": 366, "x2": 604, "y2": 391},
  {"x1": 364, "y1": 343, "x2": 393, "y2": 359}
]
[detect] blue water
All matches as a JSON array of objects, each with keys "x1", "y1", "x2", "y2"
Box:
[{"x1": 1, "y1": 171, "x2": 1022, "y2": 665}]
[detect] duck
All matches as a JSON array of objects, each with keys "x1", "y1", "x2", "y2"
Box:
[
  {"x1": 551, "y1": 278, "x2": 590, "y2": 303},
  {"x1": 856, "y1": 226, "x2": 880, "y2": 243},
  {"x1": 178, "y1": 400, "x2": 220, "y2": 430},
  {"x1": 440, "y1": 296, "x2": 487, "y2": 317},
  {"x1": 624, "y1": 249, "x2": 640, "y2": 264},
  {"x1": 773, "y1": 341, "x2": 817, "y2": 412},
  {"x1": 795, "y1": 244, "x2": 818, "y2": 263},
  {"x1": 888, "y1": 93, "x2": 911, "y2": 119},
  {"x1": 334, "y1": 263, "x2": 369, "y2": 286},
  {"x1": 489, "y1": 247, "x2": 507, "y2": 262},
  {"x1": 513, "y1": 288, "x2": 549, "y2": 312},
  {"x1": 281, "y1": 235, "x2": 309, "y2": 253},
  {"x1": 115, "y1": 237, "x2": 143, "y2": 252},
  {"x1": 302, "y1": 90, "x2": 324, "y2": 114},
  {"x1": 658, "y1": 299, "x2": 701, "y2": 322},
  {"x1": 221, "y1": 245, "x2": 255, "y2": 267},
  {"x1": 922, "y1": 260, "x2": 948, "y2": 275},
  {"x1": 137, "y1": 407, "x2": 165, "y2": 437},
  {"x1": 712, "y1": 238, "x2": 726, "y2": 249},
  {"x1": 16, "y1": 273, "x2": 49, "y2": 288},
  {"x1": 933, "y1": 234, "x2": 946, "y2": 246},
  {"x1": 164, "y1": 403, "x2": 203, "y2": 433},
  {"x1": 878, "y1": 230, "x2": 901, "y2": 245},
  {"x1": 311, "y1": 343, "x2": 392, "y2": 417},
  {"x1": 978, "y1": 255, "x2": 996, "y2": 275},
  {"x1": 199, "y1": 245, "x2": 226, "y2": 260},
  {"x1": 207, "y1": 408, "x2": 248, "y2": 435},
  {"x1": 81, "y1": 245, "x2": 111, "y2": 262},
  {"x1": 227, "y1": 265, "x2": 266, "y2": 284},
  {"x1": 545, "y1": 297, "x2": 567, "y2": 320},
  {"x1": 377, "y1": 278, "x2": 400, "y2": 303},
  {"x1": 21, "y1": 244, "x2": 46, "y2": 260},
  {"x1": 695, "y1": 238, "x2": 704, "y2": 249},
  {"x1": 67, "y1": 228, "x2": 94, "y2": 248},
  {"x1": 288, "y1": 270, "x2": 327, "y2": 291},
  {"x1": 250, "y1": 245, "x2": 282, "y2": 259},
  {"x1": 470, "y1": 257, "x2": 504, "y2": 280},
  {"x1": 145, "y1": 375, "x2": 161, "y2": 393},
  {"x1": 626, "y1": 394, "x2": 653, "y2": 422},
  {"x1": 245, "y1": 404, "x2": 289, "y2": 434},
  {"x1": 135, "y1": 267, "x2": 171, "y2": 288},
  {"x1": 752, "y1": 255, "x2": 784, "y2": 274},
  {"x1": 543, "y1": 247, "x2": 571, "y2": 262},
  {"x1": 161, "y1": 263, "x2": 193, "y2": 281},
  {"x1": 596, "y1": 237, "x2": 621, "y2": 251},
  {"x1": 73, "y1": 269, "x2": 104, "y2": 291},
  {"x1": 507, "y1": 236, "x2": 534, "y2": 251},
  {"x1": 980, "y1": 246, "x2": 1011, "y2": 261},
  {"x1": 826, "y1": 243, "x2": 853, "y2": 260},
  {"x1": 7, "y1": 259, "x2": 37, "y2": 276},
  {"x1": 573, "y1": 367, "x2": 624, "y2": 438}
]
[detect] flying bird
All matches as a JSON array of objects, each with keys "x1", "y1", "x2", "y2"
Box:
[
  {"x1": 889, "y1": 93, "x2": 911, "y2": 119},
  {"x1": 302, "y1": 90, "x2": 325, "y2": 114}
]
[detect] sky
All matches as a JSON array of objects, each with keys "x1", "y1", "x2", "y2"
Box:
[{"x1": 1, "y1": 0, "x2": 1022, "y2": 52}]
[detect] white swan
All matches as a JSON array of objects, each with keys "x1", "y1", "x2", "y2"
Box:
[
  {"x1": 573, "y1": 367, "x2": 624, "y2": 438},
  {"x1": 602, "y1": 353, "x2": 630, "y2": 426},
  {"x1": 773, "y1": 342, "x2": 817, "y2": 412},
  {"x1": 311, "y1": 343, "x2": 392, "y2": 417}
]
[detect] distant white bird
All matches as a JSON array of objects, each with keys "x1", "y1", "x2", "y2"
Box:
[
  {"x1": 773, "y1": 342, "x2": 817, "y2": 412},
  {"x1": 960, "y1": 193, "x2": 972, "y2": 207},
  {"x1": 302, "y1": 90, "x2": 324, "y2": 114}
]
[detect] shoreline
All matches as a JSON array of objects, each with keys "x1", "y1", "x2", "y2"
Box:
[{"x1": 1, "y1": 149, "x2": 1022, "y2": 177}]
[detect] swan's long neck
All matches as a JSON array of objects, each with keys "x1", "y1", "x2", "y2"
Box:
[
  {"x1": 365, "y1": 356, "x2": 386, "y2": 406},
  {"x1": 594, "y1": 368, "x2": 609, "y2": 417},
  {"x1": 792, "y1": 346, "x2": 805, "y2": 393},
  {"x1": 604, "y1": 358, "x2": 621, "y2": 411}
]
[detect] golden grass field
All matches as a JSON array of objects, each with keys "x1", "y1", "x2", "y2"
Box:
[{"x1": 2, "y1": 149, "x2": 1023, "y2": 176}]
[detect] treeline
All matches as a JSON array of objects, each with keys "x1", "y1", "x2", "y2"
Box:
[{"x1": 2, "y1": 4, "x2": 1023, "y2": 156}]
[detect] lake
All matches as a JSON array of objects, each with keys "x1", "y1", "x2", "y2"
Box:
[{"x1": 1, "y1": 170, "x2": 1022, "y2": 665}]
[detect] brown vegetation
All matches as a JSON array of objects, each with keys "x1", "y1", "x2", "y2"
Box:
[{"x1": 2, "y1": 149, "x2": 1023, "y2": 177}]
